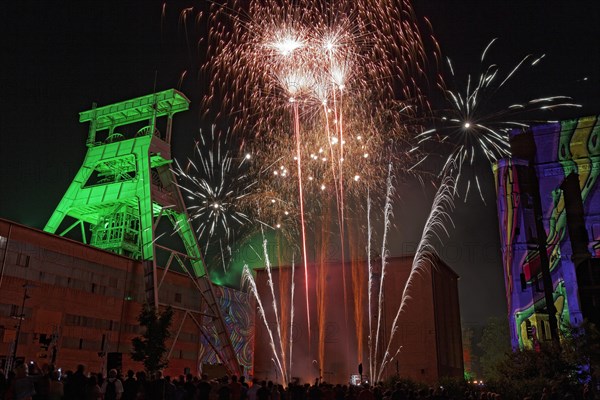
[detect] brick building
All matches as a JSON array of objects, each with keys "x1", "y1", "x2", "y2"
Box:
[
  {"x1": 0, "y1": 218, "x2": 254, "y2": 377},
  {"x1": 253, "y1": 256, "x2": 463, "y2": 384}
]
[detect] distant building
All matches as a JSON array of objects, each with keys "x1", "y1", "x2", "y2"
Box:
[
  {"x1": 495, "y1": 115, "x2": 600, "y2": 349},
  {"x1": 253, "y1": 256, "x2": 463, "y2": 384}
]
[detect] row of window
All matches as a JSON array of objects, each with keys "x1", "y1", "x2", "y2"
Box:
[
  {"x1": 64, "y1": 314, "x2": 141, "y2": 335},
  {"x1": 11, "y1": 250, "x2": 121, "y2": 290},
  {"x1": 60, "y1": 337, "x2": 198, "y2": 360},
  {"x1": 0, "y1": 304, "x2": 33, "y2": 319},
  {"x1": 7, "y1": 251, "x2": 213, "y2": 313}
]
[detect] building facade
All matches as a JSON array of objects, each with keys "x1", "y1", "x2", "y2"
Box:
[
  {"x1": 495, "y1": 115, "x2": 600, "y2": 349},
  {"x1": 253, "y1": 256, "x2": 463, "y2": 384},
  {"x1": 0, "y1": 218, "x2": 254, "y2": 377}
]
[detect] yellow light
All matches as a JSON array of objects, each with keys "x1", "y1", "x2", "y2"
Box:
[
  {"x1": 320, "y1": 184, "x2": 326, "y2": 190},
  {"x1": 354, "y1": 175, "x2": 360, "y2": 181}
]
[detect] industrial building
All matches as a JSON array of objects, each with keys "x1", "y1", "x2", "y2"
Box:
[
  {"x1": 495, "y1": 115, "x2": 600, "y2": 349},
  {"x1": 1, "y1": 89, "x2": 463, "y2": 383},
  {"x1": 253, "y1": 256, "x2": 463, "y2": 384}
]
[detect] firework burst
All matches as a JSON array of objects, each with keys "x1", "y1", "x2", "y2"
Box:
[
  {"x1": 174, "y1": 126, "x2": 257, "y2": 267},
  {"x1": 417, "y1": 39, "x2": 581, "y2": 201},
  {"x1": 207, "y1": 2, "x2": 436, "y2": 233},
  {"x1": 198, "y1": 0, "x2": 439, "y2": 379}
]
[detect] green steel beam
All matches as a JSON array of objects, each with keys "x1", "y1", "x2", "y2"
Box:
[
  {"x1": 79, "y1": 89, "x2": 190, "y2": 131},
  {"x1": 43, "y1": 90, "x2": 242, "y2": 375}
]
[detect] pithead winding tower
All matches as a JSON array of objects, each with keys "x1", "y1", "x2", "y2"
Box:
[{"x1": 44, "y1": 89, "x2": 241, "y2": 375}]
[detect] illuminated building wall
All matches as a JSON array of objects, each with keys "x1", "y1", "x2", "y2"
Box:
[{"x1": 495, "y1": 115, "x2": 600, "y2": 349}]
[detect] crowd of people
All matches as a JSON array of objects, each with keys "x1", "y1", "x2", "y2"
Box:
[{"x1": 0, "y1": 362, "x2": 594, "y2": 400}]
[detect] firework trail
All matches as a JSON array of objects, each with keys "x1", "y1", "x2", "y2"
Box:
[
  {"x1": 376, "y1": 174, "x2": 455, "y2": 381},
  {"x1": 289, "y1": 256, "x2": 295, "y2": 380},
  {"x1": 203, "y1": 0, "x2": 438, "y2": 370},
  {"x1": 372, "y1": 162, "x2": 394, "y2": 381},
  {"x1": 260, "y1": 229, "x2": 288, "y2": 382},
  {"x1": 366, "y1": 187, "x2": 374, "y2": 381},
  {"x1": 417, "y1": 39, "x2": 580, "y2": 201},
  {"x1": 242, "y1": 264, "x2": 286, "y2": 385},
  {"x1": 292, "y1": 100, "x2": 312, "y2": 345}
]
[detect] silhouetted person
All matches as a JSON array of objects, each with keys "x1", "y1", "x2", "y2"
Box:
[
  {"x1": 122, "y1": 370, "x2": 139, "y2": 400},
  {"x1": 101, "y1": 369, "x2": 123, "y2": 400},
  {"x1": 230, "y1": 375, "x2": 242, "y2": 400},
  {"x1": 198, "y1": 374, "x2": 212, "y2": 400},
  {"x1": 257, "y1": 381, "x2": 271, "y2": 400},
  {"x1": 65, "y1": 364, "x2": 87, "y2": 400}
]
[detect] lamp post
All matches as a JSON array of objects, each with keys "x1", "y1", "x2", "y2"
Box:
[{"x1": 11, "y1": 283, "x2": 33, "y2": 367}]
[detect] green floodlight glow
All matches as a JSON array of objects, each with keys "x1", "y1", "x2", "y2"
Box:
[
  {"x1": 43, "y1": 89, "x2": 242, "y2": 375},
  {"x1": 43, "y1": 90, "x2": 204, "y2": 271}
]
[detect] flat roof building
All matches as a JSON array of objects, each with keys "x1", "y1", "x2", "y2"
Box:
[{"x1": 495, "y1": 115, "x2": 600, "y2": 349}]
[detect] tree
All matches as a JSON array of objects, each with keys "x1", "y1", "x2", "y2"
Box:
[
  {"x1": 490, "y1": 343, "x2": 579, "y2": 400},
  {"x1": 484, "y1": 321, "x2": 600, "y2": 400},
  {"x1": 477, "y1": 316, "x2": 511, "y2": 381},
  {"x1": 131, "y1": 304, "x2": 174, "y2": 374},
  {"x1": 561, "y1": 321, "x2": 600, "y2": 392}
]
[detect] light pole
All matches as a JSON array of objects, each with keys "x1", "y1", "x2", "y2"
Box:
[{"x1": 11, "y1": 283, "x2": 33, "y2": 368}]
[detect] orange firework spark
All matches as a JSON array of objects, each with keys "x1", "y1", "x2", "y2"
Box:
[{"x1": 202, "y1": 0, "x2": 438, "y2": 380}]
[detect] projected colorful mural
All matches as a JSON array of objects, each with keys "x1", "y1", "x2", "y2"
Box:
[
  {"x1": 199, "y1": 286, "x2": 255, "y2": 375},
  {"x1": 495, "y1": 115, "x2": 600, "y2": 349}
]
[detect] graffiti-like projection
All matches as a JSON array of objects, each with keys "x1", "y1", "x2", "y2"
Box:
[
  {"x1": 495, "y1": 115, "x2": 600, "y2": 348},
  {"x1": 200, "y1": 286, "x2": 255, "y2": 374}
]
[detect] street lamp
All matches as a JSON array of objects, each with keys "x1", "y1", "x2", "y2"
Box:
[{"x1": 11, "y1": 283, "x2": 34, "y2": 369}]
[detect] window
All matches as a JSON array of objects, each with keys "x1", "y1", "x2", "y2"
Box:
[
  {"x1": 16, "y1": 253, "x2": 29, "y2": 268},
  {"x1": 10, "y1": 305, "x2": 20, "y2": 318},
  {"x1": 540, "y1": 321, "x2": 547, "y2": 340}
]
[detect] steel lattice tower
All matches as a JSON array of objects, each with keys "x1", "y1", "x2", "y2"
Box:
[{"x1": 44, "y1": 89, "x2": 241, "y2": 375}]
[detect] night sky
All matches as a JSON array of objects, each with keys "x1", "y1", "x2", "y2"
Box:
[{"x1": 1, "y1": 1, "x2": 598, "y2": 327}]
